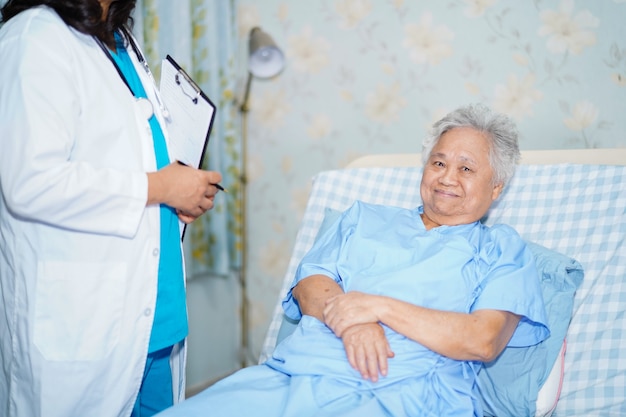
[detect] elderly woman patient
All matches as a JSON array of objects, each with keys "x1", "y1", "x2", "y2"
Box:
[{"x1": 157, "y1": 104, "x2": 549, "y2": 417}]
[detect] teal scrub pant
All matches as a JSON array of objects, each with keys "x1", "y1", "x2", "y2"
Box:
[{"x1": 132, "y1": 345, "x2": 174, "y2": 417}]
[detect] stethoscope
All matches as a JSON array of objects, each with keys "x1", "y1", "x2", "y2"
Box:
[{"x1": 94, "y1": 31, "x2": 171, "y2": 122}]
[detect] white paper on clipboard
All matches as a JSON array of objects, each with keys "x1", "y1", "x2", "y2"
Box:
[{"x1": 160, "y1": 55, "x2": 216, "y2": 168}]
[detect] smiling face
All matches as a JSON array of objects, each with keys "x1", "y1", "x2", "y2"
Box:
[{"x1": 420, "y1": 127, "x2": 503, "y2": 229}]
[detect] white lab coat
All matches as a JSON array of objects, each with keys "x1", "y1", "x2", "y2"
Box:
[{"x1": 0, "y1": 6, "x2": 186, "y2": 417}]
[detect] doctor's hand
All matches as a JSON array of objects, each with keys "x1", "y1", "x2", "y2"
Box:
[
  {"x1": 340, "y1": 323, "x2": 394, "y2": 382},
  {"x1": 147, "y1": 162, "x2": 222, "y2": 221},
  {"x1": 176, "y1": 209, "x2": 202, "y2": 224}
]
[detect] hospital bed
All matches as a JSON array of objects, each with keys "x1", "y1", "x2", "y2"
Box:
[
  {"x1": 258, "y1": 148, "x2": 626, "y2": 417},
  {"x1": 160, "y1": 147, "x2": 626, "y2": 416}
]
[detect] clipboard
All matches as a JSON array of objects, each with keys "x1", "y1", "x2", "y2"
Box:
[
  {"x1": 160, "y1": 55, "x2": 217, "y2": 240},
  {"x1": 160, "y1": 55, "x2": 216, "y2": 169}
]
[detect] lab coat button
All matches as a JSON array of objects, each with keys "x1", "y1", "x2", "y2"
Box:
[
  {"x1": 144, "y1": 308, "x2": 152, "y2": 316},
  {"x1": 152, "y1": 248, "x2": 159, "y2": 256}
]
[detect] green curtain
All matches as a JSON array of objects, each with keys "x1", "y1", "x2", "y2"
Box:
[{"x1": 135, "y1": 0, "x2": 241, "y2": 277}]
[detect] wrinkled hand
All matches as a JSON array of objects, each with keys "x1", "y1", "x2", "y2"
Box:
[
  {"x1": 340, "y1": 323, "x2": 394, "y2": 382},
  {"x1": 323, "y1": 291, "x2": 380, "y2": 337}
]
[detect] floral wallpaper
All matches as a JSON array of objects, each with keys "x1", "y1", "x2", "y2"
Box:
[{"x1": 235, "y1": 0, "x2": 626, "y2": 359}]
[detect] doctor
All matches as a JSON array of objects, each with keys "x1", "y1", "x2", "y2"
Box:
[{"x1": 0, "y1": 1, "x2": 222, "y2": 416}]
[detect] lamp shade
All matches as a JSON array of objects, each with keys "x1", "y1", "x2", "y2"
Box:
[{"x1": 248, "y1": 27, "x2": 285, "y2": 79}]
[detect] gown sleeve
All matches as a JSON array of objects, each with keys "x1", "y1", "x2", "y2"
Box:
[
  {"x1": 281, "y1": 203, "x2": 360, "y2": 320},
  {"x1": 471, "y1": 224, "x2": 550, "y2": 347}
]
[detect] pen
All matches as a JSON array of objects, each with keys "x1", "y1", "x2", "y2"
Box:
[
  {"x1": 213, "y1": 183, "x2": 227, "y2": 193},
  {"x1": 176, "y1": 160, "x2": 228, "y2": 193}
]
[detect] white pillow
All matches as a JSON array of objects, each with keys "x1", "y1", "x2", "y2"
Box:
[{"x1": 535, "y1": 339, "x2": 566, "y2": 417}]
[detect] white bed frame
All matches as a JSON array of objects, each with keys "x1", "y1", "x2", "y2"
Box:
[{"x1": 347, "y1": 148, "x2": 626, "y2": 169}]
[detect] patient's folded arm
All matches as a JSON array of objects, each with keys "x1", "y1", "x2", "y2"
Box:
[{"x1": 292, "y1": 274, "x2": 343, "y2": 323}]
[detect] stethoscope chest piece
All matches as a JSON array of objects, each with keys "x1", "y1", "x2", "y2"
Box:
[{"x1": 135, "y1": 98, "x2": 154, "y2": 120}]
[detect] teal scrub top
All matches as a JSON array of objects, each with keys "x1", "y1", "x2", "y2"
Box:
[{"x1": 111, "y1": 33, "x2": 188, "y2": 352}]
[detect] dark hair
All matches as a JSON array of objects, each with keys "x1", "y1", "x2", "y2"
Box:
[{"x1": 1, "y1": 0, "x2": 137, "y2": 45}]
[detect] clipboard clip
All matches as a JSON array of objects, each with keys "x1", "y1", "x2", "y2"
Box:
[{"x1": 175, "y1": 72, "x2": 200, "y2": 104}]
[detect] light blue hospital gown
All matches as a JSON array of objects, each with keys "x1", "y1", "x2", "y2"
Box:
[{"x1": 157, "y1": 201, "x2": 549, "y2": 417}]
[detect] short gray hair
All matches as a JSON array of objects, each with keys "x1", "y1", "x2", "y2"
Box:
[{"x1": 421, "y1": 103, "x2": 521, "y2": 187}]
